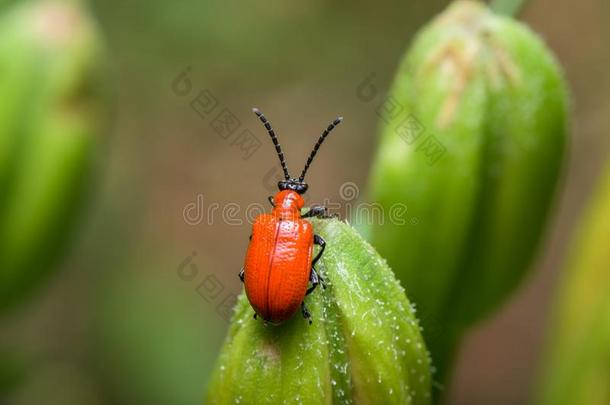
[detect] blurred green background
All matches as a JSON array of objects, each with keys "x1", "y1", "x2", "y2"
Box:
[{"x1": 0, "y1": 0, "x2": 609, "y2": 404}]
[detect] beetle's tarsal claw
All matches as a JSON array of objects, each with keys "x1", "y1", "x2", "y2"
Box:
[{"x1": 301, "y1": 303, "x2": 312, "y2": 323}]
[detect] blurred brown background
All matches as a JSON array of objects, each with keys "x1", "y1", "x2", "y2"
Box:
[{"x1": 1, "y1": 0, "x2": 609, "y2": 404}]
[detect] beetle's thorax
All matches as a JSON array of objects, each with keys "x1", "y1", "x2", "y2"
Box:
[{"x1": 272, "y1": 190, "x2": 304, "y2": 219}]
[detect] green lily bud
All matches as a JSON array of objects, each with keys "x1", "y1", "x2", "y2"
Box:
[
  {"x1": 535, "y1": 162, "x2": 610, "y2": 405},
  {"x1": 0, "y1": 0, "x2": 108, "y2": 310},
  {"x1": 367, "y1": 0, "x2": 568, "y2": 379},
  {"x1": 206, "y1": 219, "x2": 432, "y2": 405}
]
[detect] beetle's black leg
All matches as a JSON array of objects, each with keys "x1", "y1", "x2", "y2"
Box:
[
  {"x1": 312, "y1": 234, "x2": 326, "y2": 268},
  {"x1": 239, "y1": 235, "x2": 251, "y2": 282},
  {"x1": 301, "y1": 205, "x2": 328, "y2": 218},
  {"x1": 311, "y1": 234, "x2": 327, "y2": 290},
  {"x1": 253, "y1": 313, "x2": 258, "y2": 320},
  {"x1": 301, "y1": 302, "x2": 312, "y2": 324},
  {"x1": 317, "y1": 268, "x2": 327, "y2": 290},
  {"x1": 306, "y1": 234, "x2": 328, "y2": 296},
  {"x1": 268, "y1": 196, "x2": 275, "y2": 207},
  {"x1": 306, "y1": 268, "x2": 320, "y2": 296},
  {"x1": 302, "y1": 205, "x2": 339, "y2": 219}
]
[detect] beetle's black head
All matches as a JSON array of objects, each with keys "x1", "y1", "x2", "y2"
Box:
[
  {"x1": 252, "y1": 108, "x2": 342, "y2": 196},
  {"x1": 278, "y1": 179, "x2": 308, "y2": 194}
]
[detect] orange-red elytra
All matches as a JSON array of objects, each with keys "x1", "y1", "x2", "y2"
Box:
[{"x1": 239, "y1": 108, "x2": 343, "y2": 324}]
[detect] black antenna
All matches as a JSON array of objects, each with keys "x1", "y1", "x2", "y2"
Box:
[
  {"x1": 299, "y1": 116, "x2": 343, "y2": 182},
  {"x1": 252, "y1": 108, "x2": 290, "y2": 181}
]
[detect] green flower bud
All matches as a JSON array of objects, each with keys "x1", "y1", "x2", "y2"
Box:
[
  {"x1": 206, "y1": 219, "x2": 432, "y2": 405},
  {"x1": 367, "y1": 0, "x2": 568, "y2": 379},
  {"x1": 0, "y1": 0, "x2": 109, "y2": 310},
  {"x1": 535, "y1": 162, "x2": 610, "y2": 405}
]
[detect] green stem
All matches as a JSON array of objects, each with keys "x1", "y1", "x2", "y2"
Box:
[{"x1": 489, "y1": 0, "x2": 527, "y2": 16}]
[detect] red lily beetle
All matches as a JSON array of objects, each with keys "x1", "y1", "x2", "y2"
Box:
[{"x1": 238, "y1": 108, "x2": 343, "y2": 324}]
